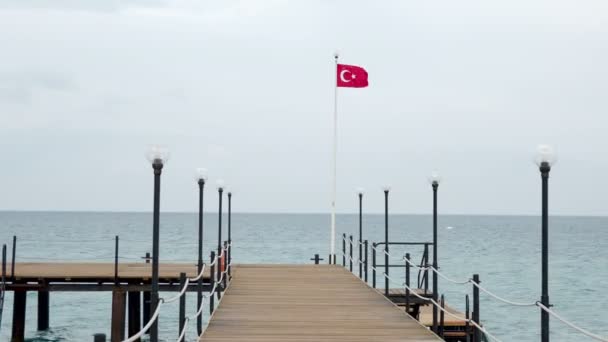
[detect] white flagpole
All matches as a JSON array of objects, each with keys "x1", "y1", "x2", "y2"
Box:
[{"x1": 331, "y1": 52, "x2": 339, "y2": 264}]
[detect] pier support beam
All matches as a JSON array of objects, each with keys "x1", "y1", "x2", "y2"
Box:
[
  {"x1": 37, "y1": 285, "x2": 50, "y2": 331},
  {"x1": 111, "y1": 288, "x2": 126, "y2": 342},
  {"x1": 128, "y1": 290, "x2": 141, "y2": 341},
  {"x1": 11, "y1": 290, "x2": 26, "y2": 342}
]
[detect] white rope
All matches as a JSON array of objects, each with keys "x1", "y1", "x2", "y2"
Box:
[
  {"x1": 402, "y1": 257, "x2": 536, "y2": 305},
  {"x1": 537, "y1": 302, "x2": 608, "y2": 342},
  {"x1": 122, "y1": 299, "x2": 163, "y2": 342},
  {"x1": 176, "y1": 317, "x2": 189, "y2": 342},
  {"x1": 470, "y1": 280, "x2": 536, "y2": 307},
  {"x1": 123, "y1": 243, "x2": 233, "y2": 342},
  {"x1": 164, "y1": 278, "x2": 190, "y2": 304},
  {"x1": 190, "y1": 264, "x2": 206, "y2": 282},
  {"x1": 429, "y1": 266, "x2": 470, "y2": 285},
  {"x1": 399, "y1": 281, "x2": 502, "y2": 342}
]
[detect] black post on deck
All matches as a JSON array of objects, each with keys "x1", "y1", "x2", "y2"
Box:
[
  {"x1": 465, "y1": 294, "x2": 471, "y2": 342},
  {"x1": 310, "y1": 254, "x2": 323, "y2": 264},
  {"x1": 349, "y1": 235, "x2": 353, "y2": 272},
  {"x1": 209, "y1": 251, "x2": 216, "y2": 315},
  {"x1": 197, "y1": 176, "x2": 205, "y2": 335},
  {"x1": 217, "y1": 184, "x2": 224, "y2": 300},
  {"x1": 384, "y1": 188, "x2": 389, "y2": 297},
  {"x1": 439, "y1": 294, "x2": 445, "y2": 338},
  {"x1": 114, "y1": 235, "x2": 119, "y2": 285},
  {"x1": 178, "y1": 272, "x2": 186, "y2": 342},
  {"x1": 127, "y1": 288, "x2": 141, "y2": 342},
  {"x1": 11, "y1": 235, "x2": 16, "y2": 280},
  {"x1": 423, "y1": 244, "x2": 429, "y2": 295},
  {"x1": 142, "y1": 252, "x2": 151, "y2": 327},
  {"x1": 37, "y1": 281, "x2": 49, "y2": 331},
  {"x1": 432, "y1": 181, "x2": 439, "y2": 333},
  {"x1": 150, "y1": 159, "x2": 163, "y2": 342},
  {"x1": 472, "y1": 274, "x2": 480, "y2": 342},
  {"x1": 372, "y1": 243, "x2": 376, "y2": 288},
  {"x1": 358, "y1": 190, "x2": 363, "y2": 279},
  {"x1": 228, "y1": 192, "x2": 232, "y2": 279},
  {"x1": 405, "y1": 253, "x2": 410, "y2": 316},
  {"x1": 223, "y1": 241, "x2": 228, "y2": 289},
  {"x1": 364, "y1": 240, "x2": 368, "y2": 282},
  {"x1": 342, "y1": 233, "x2": 346, "y2": 266}
]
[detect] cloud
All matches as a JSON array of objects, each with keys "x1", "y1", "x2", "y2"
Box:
[{"x1": 0, "y1": 70, "x2": 75, "y2": 104}]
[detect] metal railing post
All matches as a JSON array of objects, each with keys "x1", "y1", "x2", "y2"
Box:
[
  {"x1": 223, "y1": 241, "x2": 228, "y2": 289},
  {"x1": 405, "y1": 253, "x2": 410, "y2": 316},
  {"x1": 439, "y1": 294, "x2": 445, "y2": 338},
  {"x1": 364, "y1": 240, "x2": 368, "y2": 283},
  {"x1": 178, "y1": 272, "x2": 186, "y2": 342},
  {"x1": 472, "y1": 274, "x2": 480, "y2": 342},
  {"x1": 349, "y1": 235, "x2": 353, "y2": 272},
  {"x1": 114, "y1": 236, "x2": 119, "y2": 286},
  {"x1": 465, "y1": 294, "x2": 471, "y2": 342},
  {"x1": 372, "y1": 243, "x2": 376, "y2": 288},
  {"x1": 11, "y1": 235, "x2": 16, "y2": 280},
  {"x1": 342, "y1": 233, "x2": 346, "y2": 266},
  {"x1": 210, "y1": 251, "x2": 216, "y2": 315}
]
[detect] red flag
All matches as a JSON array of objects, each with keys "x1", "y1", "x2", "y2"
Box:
[{"x1": 337, "y1": 64, "x2": 368, "y2": 88}]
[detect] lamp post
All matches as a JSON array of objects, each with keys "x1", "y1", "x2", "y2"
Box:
[
  {"x1": 357, "y1": 188, "x2": 364, "y2": 279},
  {"x1": 216, "y1": 179, "x2": 225, "y2": 292},
  {"x1": 428, "y1": 171, "x2": 441, "y2": 334},
  {"x1": 195, "y1": 167, "x2": 207, "y2": 335},
  {"x1": 145, "y1": 145, "x2": 169, "y2": 342},
  {"x1": 383, "y1": 186, "x2": 390, "y2": 296},
  {"x1": 535, "y1": 145, "x2": 556, "y2": 342}
]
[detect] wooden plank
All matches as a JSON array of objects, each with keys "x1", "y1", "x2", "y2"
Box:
[
  {"x1": 7, "y1": 262, "x2": 210, "y2": 281},
  {"x1": 418, "y1": 304, "x2": 467, "y2": 327},
  {"x1": 200, "y1": 265, "x2": 441, "y2": 341}
]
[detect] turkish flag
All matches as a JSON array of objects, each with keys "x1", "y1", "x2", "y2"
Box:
[{"x1": 337, "y1": 64, "x2": 368, "y2": 88}]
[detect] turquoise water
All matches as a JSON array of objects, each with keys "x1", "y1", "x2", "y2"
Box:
[{"x1": 0, "y1": 211, "x2": 607, "y2": 341}]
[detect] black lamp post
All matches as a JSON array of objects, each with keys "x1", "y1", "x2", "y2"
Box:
[
  {"x1": 216, "y1": 180, "x2": 225, "y2": 290},
  {"x1": 429, "y1": 171, "x2": 441, "y2": 334},
  {"x1": 536, "y1": 145, "x2": 555, "y2": 342},
  {"x1": 195, "y1": 167, "x2": 207, "y2": 335},
  {"x1": 146, "y1": 145, "x2": 169, "y2": 342},
  {"x1": 383, "y1": 187, "x2": 390, "y2": 296},
  {"x1": 357, "y1": 188, "x2": 364, "y2": 279}
]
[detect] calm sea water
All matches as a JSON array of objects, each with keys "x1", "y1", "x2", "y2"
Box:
[{"x1": 0, "y1": 212, "x2": 606, "y2": 341}]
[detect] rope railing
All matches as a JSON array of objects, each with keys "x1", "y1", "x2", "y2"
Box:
[
  {"x1": 122, "y1": 244, "x2": 232, "y2": 342},
  {"x1": 536, "y1": 303, "x2": 608, "y2": 342},
  {"x1": 174, "y1": 261, "x2": 234, "y2": 341},
  {"x1": 381, "y1": 251, "x2": 607, "y2": 341}
]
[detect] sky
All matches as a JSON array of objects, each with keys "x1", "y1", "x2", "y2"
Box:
[{"x1": 0, "y1": 0, "x2": 607, "y2": 215}]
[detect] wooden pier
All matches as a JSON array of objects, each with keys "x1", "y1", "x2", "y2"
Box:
[{"x1": 200, "y1": 264, "x2": 441, "y2": 341}]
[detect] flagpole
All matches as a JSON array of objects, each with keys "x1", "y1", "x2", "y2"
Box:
[{"x1": 331, "y1": 52, "x2": 338, "y2": 264}]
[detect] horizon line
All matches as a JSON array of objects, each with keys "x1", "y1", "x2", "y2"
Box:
[{"x1": 0, "y1": 209, "x2": 606, "y2": 218}]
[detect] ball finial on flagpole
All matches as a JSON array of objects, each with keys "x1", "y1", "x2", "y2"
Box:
[{"x1": 334, "y1": 51, "x2": 339, "y2": 60}]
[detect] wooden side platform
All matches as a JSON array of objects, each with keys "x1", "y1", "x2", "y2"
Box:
[
  {"x1": 8, "y1": 262, "x2": 209, "y2": 281},
  {"x1": 200, "y1": 265, "x2": 441, "y2": 341},
  {"x1": 382, "y1": 288, "x2": 471, "y2": 341}
]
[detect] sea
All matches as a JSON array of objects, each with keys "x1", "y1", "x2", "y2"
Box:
[{"x1": 0, "y1": 211, "x2": 606, "y2": 341}]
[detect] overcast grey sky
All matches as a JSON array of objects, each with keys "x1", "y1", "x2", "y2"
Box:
[{"x1": 0, "y1": 0, "x2": 607, "y2": 215}]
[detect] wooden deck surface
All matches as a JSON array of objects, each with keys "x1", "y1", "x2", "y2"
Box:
[
  {"x1": 200, "y1": 265, "x2": 440, "y2": 341},
  {"x1": 418, "y1": 304, "x2": 467, "y2": 327},
  {"x1": 8, "y1": 262, "x2": 210, "y2": 281}
]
